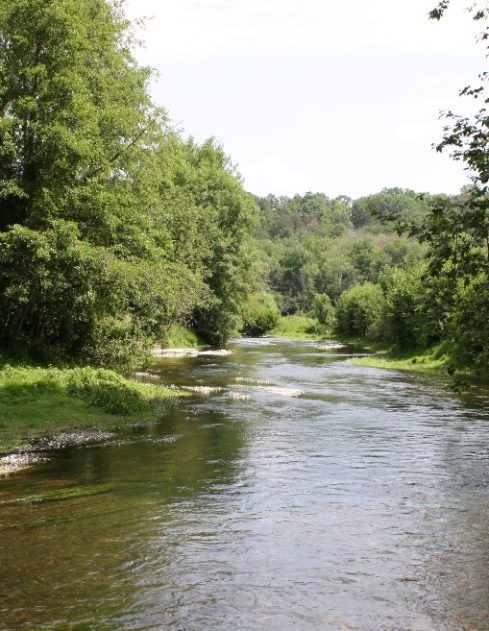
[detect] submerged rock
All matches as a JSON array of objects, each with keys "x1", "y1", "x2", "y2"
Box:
[
  {"x1": 0, "y1": 431, "x2": 117, "y2": 478},
  {"x1": 181, "y1": 386, "x2": 223, "y2": 396},
  {"x1": 0, "y1": 453, "x2": 48, "y2": 476},
  {"x1": 198, "y1": 349, "x2": 232, "y2": 357},
  {"x1": 153, "y1": 348, "x2": 199, "y2": 358},
  {"x1": 134, "y1": 371, "x2": 160, "y2": 380},
  {"x1": 152, "y1": 347, "x2": 232, "y2": 358},
  {"x1": 316, "y1": 342, "x2": 347, "y2": 351},
  {"x1": 254, "y1": 385, "x2": 304, "y2": 397},
  {"x1": 227, "y1": 391, "x2": 251, "y2": 401},
  {"x1": 34, "y1": 431, "x2": 116, "y2": 451}
]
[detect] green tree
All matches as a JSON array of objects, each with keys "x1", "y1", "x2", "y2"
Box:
[
  {"x1": 335, "y1": 283, "x2": 385, "y2": 338},
  {"x1": 379, "y1": 265, "x2": 431, "y2": 350},
  {"x1": 423, "y1": 2, "x2": 489, "y2": 280},
  {"x1": 0, "y1": 0, "x2": 161, "y2": 238},
  {"x1": 174, "y1": 139, "x2": 256, "y2": 345},
  {"x1": 240, "y1": 291, "x2": 280, "y2": 336},
  {"x1": 351, "y1": 189, "x2": 429, "y2": 231},
  {"x1": 313, "y1": 293, "x2": 335, "y2": 328},
  {"x1": 0, "y1": 0, "x2": 254, "y2": 363},
  {"x1": 390, "y1": 2, "x2": 489, "y2": 368},
  {"x1": 349, "y1": 237, "x2": 388, "y2": 283}
]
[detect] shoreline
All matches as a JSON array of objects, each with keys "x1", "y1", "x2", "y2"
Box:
[
  {"x1": 345, "y1": 342, "x2": 489, "y2": 385},
  {"x1": 0, "y1": 364, "x2": 189, "y2": 473},
  {"x1": 2, "y1": 337, "x2": 486, "y2": 476}
]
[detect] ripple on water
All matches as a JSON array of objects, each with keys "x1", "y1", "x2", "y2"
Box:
[
  {"x1": 1, "y1": 338, "x2": 489, "y2": 631},
  {"x1": 252, "y1": 385, "x2": 304, "y2": 397}
]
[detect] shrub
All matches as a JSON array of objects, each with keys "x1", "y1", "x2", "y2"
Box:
[
  {"x1": 379, "y1": 265, "x2": 428, "y2": 350},
  {"x1": 335, "y1": 283, "x2": 384, "y2": 338},
  {"x1": 312, "y1": 293, "x2": 335, "y2": 328},
  {"x1": 241, "y1": 291, "x2": 280, "y2": 337},
  {"x1": 448, "y1": 277, "x2": 489, "y2": 371}
]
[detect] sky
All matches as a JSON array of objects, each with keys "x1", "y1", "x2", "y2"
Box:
[{"x1": 125, "y1": 0, "x2": 485, "y2": 199}]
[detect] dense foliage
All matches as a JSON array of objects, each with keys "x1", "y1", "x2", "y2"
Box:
[
  {"x1": 247, "y1": 1, "x2": 489, "y2": 373},
  {"x1": 253, "y1": 183, "x2": 488, "y2": 372},
  {"x1": 253, "y1": 189, "x2": 427, "y2": 315},
  {"x1": 0, "y1": 0, "x2": 487, "y2": 376},
  {"x1": 0, "y1": 0, "x2": 255, "y2": 367}
]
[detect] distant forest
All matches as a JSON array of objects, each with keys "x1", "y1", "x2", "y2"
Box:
[{"x1": 250, "y1": 187, "x2": 488, "y2": 373}]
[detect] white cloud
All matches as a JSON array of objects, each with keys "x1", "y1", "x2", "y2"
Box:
[
  {"x1": 123, "y1": 0, "x2": 484, "y2": 198},
  {"x1": 240, "y1": 155, "x2": 312, "y2": 196},
  {"x1": 126, "y1": 0, "x2": 482, "y2": 62}
]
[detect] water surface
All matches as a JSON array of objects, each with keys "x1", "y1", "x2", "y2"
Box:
[{"x1": 1, "y1": 338, "x2": 489, "y2": 630}]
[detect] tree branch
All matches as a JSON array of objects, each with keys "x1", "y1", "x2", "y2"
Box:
[{"x1": 84, "y1": 117, "x2": 156, "y2": 180}]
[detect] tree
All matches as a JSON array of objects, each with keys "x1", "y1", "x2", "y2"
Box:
[
  {"x1": 351, "y1": 189, "x2": 429, "y2": 230},
  {"x1": 313, "y1": 293, "x2": 335, "y2": 328},
  {"x1": 335, "y1": 283, "x2": 385, "y2": 338},
  {"x1": 174, "y1": 139, "x2": 256, "y2": 345},
  {"x1": 423, "y1": 1, "x2": 489, "y2": 279},
  {"x1": 240, "y1": 291, "x2": 280, "y2": 337},
  {"x1": 0, "y1": 0, "x2": 162, "y2": 238},
  {"x1": 379, "y1": 265, "x2": 432, "y2": 350},
  {"x1": 393, "y1": 2, "x2": 489, "y2": 368},
  {"x1": 0, "y1": 0, "x2": 255, "y2": 363}
]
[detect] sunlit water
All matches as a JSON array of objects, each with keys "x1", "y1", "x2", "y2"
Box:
[{"x1": 1, "y1": 339, "x2": 489, "y2": 630}]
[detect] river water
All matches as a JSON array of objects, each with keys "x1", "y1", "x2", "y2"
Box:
[{"x1": 1, "y1": 338, "x2": 489, "y2": 630}]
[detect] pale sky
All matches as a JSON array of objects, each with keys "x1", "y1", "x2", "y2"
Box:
[{"x1": 125, "y1": 0, "x2": 485, "y2": 198}]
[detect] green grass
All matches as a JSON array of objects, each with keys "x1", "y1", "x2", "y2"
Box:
[
  {"x1": 347, "y1": 341, "x2": 489, "y2": 383},
  {"x1": 159, "y1": 323, "x2": 207, "y2": 349},
  {"x1": 0, "y1": 365, "x2": 186, "y2": 455},
  {"x1": 350, "y1": 345, "x2": 450, "y2": 375},
  {"x1": 268, "y1": 315, "x2": 329, "y2": 340}
]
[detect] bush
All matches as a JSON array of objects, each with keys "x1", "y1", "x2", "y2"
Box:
[
  {"x1": 448, "y1": 277, "x2": 489, "y2": 371},
  {"x1": 241, "y1": 291, "x2": 280, "y2": 336},
  {"x1": 67, "y1": 367, "x2": 174, "y2": 415},
  {"x1": 0, "y1": 222, "x2": 134, "y2": 366},
  {"x1": 335, "y1": 283, "x2": 384, "y2": 338},
  {"x1": 159, "y1": 323, "x2": 202, "y2": 349},
  {"x1": 82, "y1": 316, "x2": 152, "y2": 372},
  {"x1": 379, "y1": 265, "x2": 429, "y2": 350},
  {"x1": 312, "y1": 293, "x2": 335, "y2": 328}
]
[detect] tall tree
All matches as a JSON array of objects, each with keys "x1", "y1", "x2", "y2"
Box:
[
  {"x1": 398, "y1": 2, "x2": 489, "y2": 368},
  {"x1": 0, "y1": 0, "x2": 163, "y2": 240},
  {"x1": 423, "y1": 1, "x2": 489, "y2": 277},
  {"x1": 0, "y1": 0, "x2": 255, "y2": 363}
]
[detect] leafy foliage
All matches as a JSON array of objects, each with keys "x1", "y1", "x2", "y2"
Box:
[
  {"x1": 335, "y1": 283, "x2": 385, "y2": 338},
  {"x1": 0, "y1": 0, "x2": 255, "y2": 366},
  {"x1": 379, "y1": 265, "x2": 432, "y2": 350},
  {"x1": 241, "y1": 291, "x2": 280, "y2": 336}
]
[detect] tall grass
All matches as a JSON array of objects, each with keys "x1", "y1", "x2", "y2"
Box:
[
  {"x1": 0, "y1": 365, "x2": 183, "y2": 454},
  {"x1": 269, "y1": 315, "x2": 329, "y2": 339}
]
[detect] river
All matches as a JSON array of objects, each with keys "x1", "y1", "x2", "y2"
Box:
[{"x1": 1, "y1": 338, "x2": 489, "y2": 630}]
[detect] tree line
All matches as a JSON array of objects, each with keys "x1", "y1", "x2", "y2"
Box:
[
  {"x1": 253, "y1": 183, "x2": 488, "y2": 372},
  {"x1": 1, "y1": 0, "x2": 488, "y2": 375},
  {"x1": 251, "y1": 0, "x2": 489, "y2": 373},
  {"x1": 0, "y1": 0, "x2": 256, "y2": 368}
]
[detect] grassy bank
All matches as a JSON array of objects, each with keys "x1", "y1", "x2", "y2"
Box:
[
  {"x1": 269, "y1": 315, "x2": 328, "y2": 340},
  {"x1": 159, "y1": 324, "x2": 208, "y2": 349},
  {"x1": 349, "y1": 344, "x2": 450, "y2": 374},
  {"x1": 0, "y1": 365, "x2": 186, "y2": 455},
  {"x1": 348, "y1": 341, "x2": 489, "y2": 384}
]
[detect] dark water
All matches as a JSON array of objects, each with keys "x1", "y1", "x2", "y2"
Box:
[{"x1": 1, "y1": 339, "x2": 489, "y2": 630}]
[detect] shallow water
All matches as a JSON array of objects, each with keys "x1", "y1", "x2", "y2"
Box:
[{"x1": 1, "y1": 338, "x2": 489, "y2": 630}]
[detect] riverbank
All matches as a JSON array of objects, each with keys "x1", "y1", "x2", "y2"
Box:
[
  {"x1": 346, "y1": 341, "x2": 489, "y2": 384},
  {"x1": 0, "y1": 365, "x2": 187, "y2": 457},
  {"x1": 349, "y1": 344, "x2": 449, "y2": 374},
  {"x1": 268, "y1": 315, "x2": 328, "y2": 340}
]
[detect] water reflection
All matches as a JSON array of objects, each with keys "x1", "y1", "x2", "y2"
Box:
[{"x1": 1, "y1": 338, "x2": 489, "y2": 630}]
